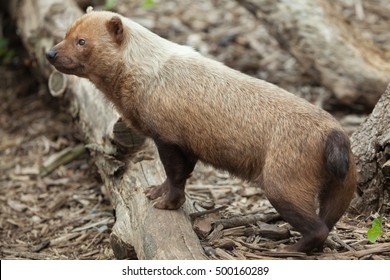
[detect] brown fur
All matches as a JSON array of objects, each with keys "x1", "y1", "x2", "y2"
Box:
[{"x1": 46, "y1": 11, "x2": 357, "y2": 253}]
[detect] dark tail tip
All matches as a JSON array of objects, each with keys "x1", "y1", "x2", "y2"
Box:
[{"x1": 325, "y1": 129, "x2": 350, "y2": 181}]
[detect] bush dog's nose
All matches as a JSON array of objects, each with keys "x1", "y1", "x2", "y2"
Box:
[{"x1": 46, "y1": 48, "x2": 57, "y2": 61}]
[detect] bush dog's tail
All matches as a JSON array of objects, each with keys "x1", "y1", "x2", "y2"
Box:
[{"x1": 320, "y1": 129, "x2": 356, "y2": 230}]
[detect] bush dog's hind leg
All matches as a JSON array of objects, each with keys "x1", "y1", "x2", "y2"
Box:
[
  {"x1": 271, "y1": 198, "x2": 329, "y2": 252},
  {"x1": 264, "y1": 182, "x2": 329, "y2": 253},
  {"x1": 145, "y1": 139, "x2": 198, "y2": 210}
]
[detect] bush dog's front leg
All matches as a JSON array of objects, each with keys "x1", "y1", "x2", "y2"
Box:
[{"x1": 145, "y1": 139, "x2": 198, "y2": 210}]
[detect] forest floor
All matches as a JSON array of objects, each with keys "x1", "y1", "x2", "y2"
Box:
[{"x1": 1, "y1": 0, "x2": 389, "y2": 260}]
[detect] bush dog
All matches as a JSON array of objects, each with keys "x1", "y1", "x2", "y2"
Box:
[{"x1": 46, "y1": 10, "x2": 356, "y2": 253}]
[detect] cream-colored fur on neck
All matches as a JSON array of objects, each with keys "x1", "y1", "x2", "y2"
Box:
[{"x1": 120, "y1": 16, "x2": 197, "y2": 78}]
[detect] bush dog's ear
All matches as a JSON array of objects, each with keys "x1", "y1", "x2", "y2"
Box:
[
  {"x1": 106, "y1": 16, "x2": 124, "y2": 45},
  {"x1": 86, "y1": 6, "x2": 93, "y2": 13}
]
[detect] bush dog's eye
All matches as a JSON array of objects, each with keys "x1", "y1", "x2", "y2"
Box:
[{"x1": 78, "y1": 39, "x2": 86, "y2": 45}]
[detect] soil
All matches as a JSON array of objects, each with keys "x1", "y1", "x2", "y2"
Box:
[{"x1": 1, "y1": 0, "x2": 389, "y2": 260}]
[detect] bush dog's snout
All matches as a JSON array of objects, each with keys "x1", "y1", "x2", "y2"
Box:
[{"x1": 46, "y1": 48, "x2": 57, "y2": 61}]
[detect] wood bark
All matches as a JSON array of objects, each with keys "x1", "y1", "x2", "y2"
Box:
[
  {"x1": 6, "y1": 0, "x2": 205, "y2": 259},
  {"x1": 237, "y1": 0, "x2": 390, "y2": 109},
  {"x1": 350, "y1": 83, "x2": 390, "y2": 214}
]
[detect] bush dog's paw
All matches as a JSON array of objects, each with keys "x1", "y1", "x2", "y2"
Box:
[{"x1": 144, "y1": 184, "x2": 168, "y2": 200}]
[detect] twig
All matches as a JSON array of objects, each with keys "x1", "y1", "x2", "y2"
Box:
[
  {"x1": 332, "y1": 234, "x2": 355, "y2": 252},
  {"x1": 215, "y1": 248, "x2": 236, "y2": 260},
  {"x1": 50, "y1": 232, "x2": 82, "y2": 246},
  {"x1": 71, "y1": 217, "x2": 113, "y2": 232},
  {"x1": 40, "y1": 144, "x2": 86, "y2": 176},
  {"x1": 342, "y1": 243, "x2": 390, "y2": 258},
  {"x1": 207, "y1": 224, "x2": 224, "y2": 242},
  {"x1": 189, "y1": 205, "x2": 228, "y2": 220},
  {"x1": 212, "y1": 213, "x2": 270, "y2": 229},
  {"x1": 236, "y1": 240, "x2": 306, "y2": 258},
  {"x1": 1, "y1": 249, "x2": 62, "y2": 260}
]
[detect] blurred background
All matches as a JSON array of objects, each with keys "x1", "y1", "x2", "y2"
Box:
[{"x1": 1, "y1": 0, "x2": 389, "y2": 259}]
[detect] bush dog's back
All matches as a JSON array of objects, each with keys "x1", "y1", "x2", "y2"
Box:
[{"x1": 46, "y1": 10, "x2": 356, "y2": 253}]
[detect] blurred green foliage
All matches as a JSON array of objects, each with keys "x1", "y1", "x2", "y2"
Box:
[
  {"x1": 105, "y1": 0, "x2": 118, "y2": 10},
  {"x1": 142, "y1": 0, "x2": 156, "y2": 8},
  {"x1": 367, "y1": 216, "x2": 382, "y2": 243},
  {"x1": 104, "y1": 0, "x2": 156, "y2": 10},
  {"x1": 0, "y1": 37, "x2": 15, "y2": 64}
]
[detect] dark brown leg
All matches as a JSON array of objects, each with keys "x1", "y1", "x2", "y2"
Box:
[
  {"x1": 319, "y1": 169, "x2": 356, "y2": 231},
  {"x1": 145, "y1": 139, "x2": 197, "y2": 210},
  {"x1": 264, "y1": 183, "x2": 329, "y2": 253},
  {"x1": 270, "y1": 198, "x2": 329, "y2": 253}
]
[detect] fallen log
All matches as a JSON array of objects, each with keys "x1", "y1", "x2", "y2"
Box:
[
  {"x1": 6, "y1": 0, "x2": 205, "y2": 259},
  {"x1": 237, "y1": 0, "x2": 390, "y2": 109}
]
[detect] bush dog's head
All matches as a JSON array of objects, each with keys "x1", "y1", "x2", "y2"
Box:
[{"x1": 46, "y1": 10, "x2": 126, "y2": 79}]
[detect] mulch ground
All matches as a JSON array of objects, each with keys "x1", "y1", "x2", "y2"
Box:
[
  {"x1": 0, "y1": 66, "x2": 114, "y2": 259},
  {"x1": 1, "y1": 0, "x2": 389, "y2": 260}
]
